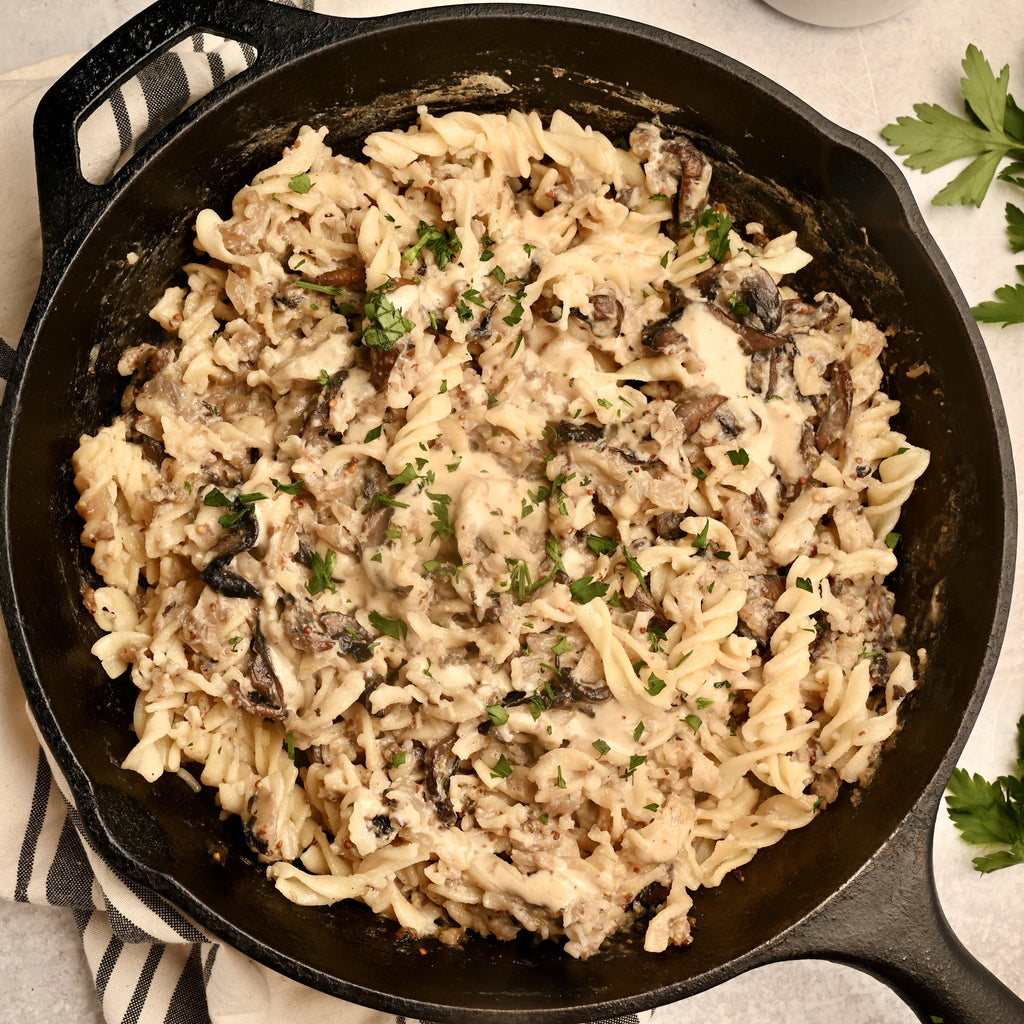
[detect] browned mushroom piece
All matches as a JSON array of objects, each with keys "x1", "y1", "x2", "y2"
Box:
[
  {"x1": 424, "y1": 735, "x2": 461, "y2": 827},
  {"x1": 320, "y1": 611, "x2": 377, "y2": 662},
  {"x1": 778, "y1": 293, "x2": 840, "y2": 336},
  {"x1": 674, "y1": 389, "x2": 728, "y2": 438},
  {"x1": 302, "y1": 371, "x2": 348, "y2": 441},
  {"x1": 738, "y1": 574, "x2": 787, "y2": 643},
  {"x1": 701, "y1": 300, "x2": 788, "y2": 356},
  {"x1": 234, "y1": 619, "x2": 286, "y2": 720},
  {"x1": 367, "y1": 343, "x2": 404, "y2": 391},
  {"x1": 815, "y1": 361, "x2": 854, "y2": 451},
  {"x1": 280, "y1": 597, "x2": 337, "y2": 654},
  {"x1": 201, "y1": 504, "x2": 262, "y2": 600},
  {"x1": 641, "y1": 312, "x2": 688, "y2": 354},
  {"x1": 554, "y1": 419, "x2": 604, "y2": 443},
  {"x1": 572, "y1": 292, "x2": 624, "y2": 338},
  {"x1": 532, "y1": 292, "x2": 563, "y2": 324},
  {"x1": 312, "y1": 266, "x2": 367, "y2": 290}
]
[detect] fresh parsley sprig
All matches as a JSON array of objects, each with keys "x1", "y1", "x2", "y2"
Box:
[
  {"x1": 945, "y1": 714, "x2": 1024, "y2": 873},
  {"x1": 882, "y1": 45, "x2": 1024, "y2": 326}
]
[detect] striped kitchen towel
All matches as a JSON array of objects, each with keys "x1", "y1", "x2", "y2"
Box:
[{"x1": 0, "y1": 4, "x2": 652, "y2": 1024}]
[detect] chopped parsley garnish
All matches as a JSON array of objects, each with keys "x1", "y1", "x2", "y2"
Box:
[
  {"x1": 586, "y1": 534, "x2": 619, "y2": 556},
  {"x1": 647, "y1": 621, "x2": 668, "y2": 653},
  {"x1": 556, "y1": 765, "x2": 567, "y2": 789},
  {"x1": 362, "y1": 284, "x2": 414, "y2": 351},
  {"x1": 691, "y1": 520, "x2": 710, "y2": 550},
  {"x1": 633, "y1": 721, "x2": 645, "y2": 742},
  {"x1": 592, "y1": 739, "x2": 611, "y2": 758},
  {"x1": 306, "y1": 548, "x2": 338, "y2": 596},
  {"x1": 368, "y1": 610, "x2": 408, "y2": 641},
  {"x1": 645, "y1": 672, "x2": 667, "y2": 697},
  {"x1": 796, "y1": 576, "x2": 814, "y2": 593},
  {"x1": 623, "y1": 547, "x2": 649, "y2": 593},
  {"x1": 288, "y1": 171, "x2": 313, "y2": 194},
  {"x1": 285, "y1": 731, "x2": 296, "y2": 759},
  {"x1": 272, "y1": 478, "x2": 304, "y2": 496},
  {"x1": 364, "y1": 423, "x2": 384, "y2": 443},
  {"x1": 683, "y1": 714, "x2": 703, "y2": 733},
  {"x1": 427, "y1": 491, "x2": 454, "y2": 543},
  {"x1": 503, "y1": 294, "x2": 525, "y2": 327},
  {"x1": 726, "y1": 448, "x2": 750, "y2": 467},
  {"x1": 402, "y1": 220, "x2": 462, "y2": 269},
  {"x1": 390, "y1": 751, "x2": 407, "y2": 769},
  {"x1": 885, "y1": 531, "x2": 901, "y2": 549},
  {"x1": 698, "y1": 208, "x2": 733, "y2": 262},
  {"x1": 299, "y1": 280, "x2": 347, "y2": 296},
  {"x1": 487, "y1": 704, "x2": 510, "y2": 726},
  {"x1": 552, "y1": 634, "x2": 572, "y2": 657},
  {"x1": 621, "y1": 754, "x2": 647, "y2": 780},
  {"x1": 204, "y1": 487, "x2": 267, "y2": 528},
  {"x1": 569, "y1": 576, "x2": 609, "y2": 604},
  {"x1": 491, "y1": 753, "x2": 513, "y2": 779}
]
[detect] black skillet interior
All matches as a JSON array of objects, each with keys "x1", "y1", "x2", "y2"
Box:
[{"x1": 0, "y1": 1, "x2": 1014, "y2": 1020}]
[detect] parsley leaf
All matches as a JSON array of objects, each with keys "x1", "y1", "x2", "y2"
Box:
[
  {"x1": 698, "y1": 209, "x2": 733, "y2": 261},
  {"x1": 972, "y1": 264, "x2": 1024, "y2": 325},
  {"x1": 882, "y1": 45, "x2": 1024, "y2": 207},
  {"x1": 569, "y1": 576, "x2": 609, "y2": 604},
  {"x1": 288, "y1": 172, "x2": 313, "y2": 194},
  {"x1": 306, "y1": 548, "x2": 337, "y2": 596},
  {"x1": 945, "y1": 715, "x2": 1024, "y2": 873},
  {"x1": 368, "y1": 610, "x2": 408, "y2": 641},
  {"x1": 362, "y1": 284, "x2": 414, "y2": 350},
  {"x1": 402, "y1": 220, "x2": 462, "y2": 269}
]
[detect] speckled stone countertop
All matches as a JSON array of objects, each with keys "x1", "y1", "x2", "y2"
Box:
[{"x1": 1, "y1": 1, "x2": 1022, "y2": 1022}]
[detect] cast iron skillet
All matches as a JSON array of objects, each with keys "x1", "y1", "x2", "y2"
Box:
[{"x1": 0, "y1": 1, "x2": 1019, "y2": 1021}]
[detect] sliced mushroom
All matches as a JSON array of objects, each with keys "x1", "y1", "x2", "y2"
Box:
[
  {"x1": 641, "y1": 312, "x2": 688, "y2": 354},
  {"x1": 674, "y1": 389, "x2": 727, "y2": 438},
  {"x1": 312, "y1": 266, "x2": 366, "y2": 290},
  {"x1": 778, "y1": 293, "x2": 840, "y2": 336},
  {"x1": 815, "y1": 361, "x2": 853, "y2": 451},
  {"x1": 280, "y1": 597, "x2": 336, "y2": 654},
  {"x1": 201, "y1": 505, "x2": 262, "y2": 600},
  {"x1": 424, "y1": 735, "x2": 460, "y2": 827},
  {"x1": 320, "y1": 611, "x2": 376, "y2": 662},
  {"x1": 738, "y1": 574, "x2": 787, "y2": 643},
  {"x1": 554, "y1": 419, "x2": 604, "y2": 443},
  {"x1": 572, "y1": 292, "x2": 624, "y2": 338},
  {"x1": 235, "y1": 619, "x2": 285, "y2": 720},
  {"x1": 302, "y1": 372, "x2": 348, "y2": 441}
]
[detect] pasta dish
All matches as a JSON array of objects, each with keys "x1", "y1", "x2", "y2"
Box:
[{"x1": 73, "y1": 109, "x2": 929, "y2": 958}]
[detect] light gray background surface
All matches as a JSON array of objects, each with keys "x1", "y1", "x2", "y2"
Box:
[{"x1": 1, "y1": 1, "x2": 1022, "y2": 1022}]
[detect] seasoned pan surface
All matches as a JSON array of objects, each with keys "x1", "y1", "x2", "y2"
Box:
[{"x1": 0, "y1": 1, "x2": 1018, "y2": 1021}]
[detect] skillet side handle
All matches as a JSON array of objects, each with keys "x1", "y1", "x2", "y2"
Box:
[
  {"x1": 30, "y1": 0, "x2": 334, "y2": 261},
  {"x1": 772, "y1": 788, "x2": 1024, "y2": 1024}
]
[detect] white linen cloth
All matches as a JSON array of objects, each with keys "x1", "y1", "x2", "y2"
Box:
[{"x1": 0, "y1": 10, "x2": 649, "y2": 1023}]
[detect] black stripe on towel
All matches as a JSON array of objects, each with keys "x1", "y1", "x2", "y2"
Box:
[
  {"x1": 164, "y1": 944, "x2": 212, "y2": 1024},
  {"x1": 14, "y1": 748, "x2": 52, "y2": 902},
  {"x1": 124, "y1": 943, "x2": 164, "y2": 1024},
  {"x1": 95, "y1": 932, "x2": 123, "y2": 1003},
  {"x1": 45, "y1": 811, "x2": 95, "y2": 910}
]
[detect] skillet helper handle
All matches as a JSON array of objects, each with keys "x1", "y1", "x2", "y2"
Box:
[
  {"x1": 773, "y1": 790, "x2": 1024, "y2": 1024},
  {"x1": 30, "y1": 0, "x2": 343, "y2": 261}
]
